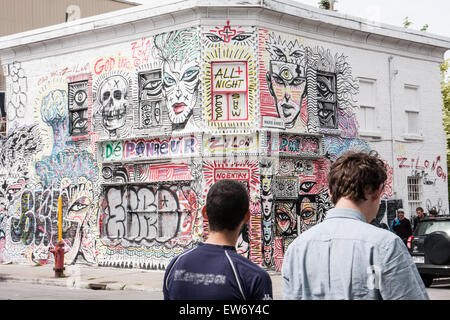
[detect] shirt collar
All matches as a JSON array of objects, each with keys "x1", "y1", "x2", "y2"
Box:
[
  {"x1": 198, "y1": 242, "x2": 236, "y2": 251},
  {"x1": 324, "y1": 208, "x2": 367, "y2": 223}
]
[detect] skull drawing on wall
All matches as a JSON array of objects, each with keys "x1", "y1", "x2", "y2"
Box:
[{"x1": 97, "y1": 75, "x2": 129, "y2": 134}]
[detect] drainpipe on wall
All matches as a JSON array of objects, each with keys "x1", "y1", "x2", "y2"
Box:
[{"x1": 388, "y1": 56, "x2": 397, "y2": 198}]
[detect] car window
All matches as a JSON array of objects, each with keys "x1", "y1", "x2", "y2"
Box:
[{"x1": 415, "y1": 220, "x2": 450, "y2": 236}]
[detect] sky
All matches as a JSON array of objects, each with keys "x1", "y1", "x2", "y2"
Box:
[{"x1": 134, "y1": 0, "x2": 450, "y2": 58}]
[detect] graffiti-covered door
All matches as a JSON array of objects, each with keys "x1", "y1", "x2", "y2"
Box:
[{"x1": 99, "y1": 182, "x2": 199, "y2": 269}]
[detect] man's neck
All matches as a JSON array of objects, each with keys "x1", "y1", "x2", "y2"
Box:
[
  {"x1": 334, "y1": 197, "x2": 374, "y2": 223},
  {"x1": 205, "y1": 230, "x2": 239, "y2": 247}
]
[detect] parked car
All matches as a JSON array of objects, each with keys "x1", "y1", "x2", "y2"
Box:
[{"x1": 407, "y1": 215, "x2": 450, "y2": 287}]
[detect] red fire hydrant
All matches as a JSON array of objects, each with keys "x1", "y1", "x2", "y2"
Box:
[{"x1": 50, "y1": 242, "x2": 65, "y2": 278}]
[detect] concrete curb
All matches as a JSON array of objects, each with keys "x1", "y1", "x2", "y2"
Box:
[
  {"x1": 0, "y1": 263, "x2": 283, "y2": 297},
  {"x1": 0, "y1": 274, "x2": 161, "y2": 292}
]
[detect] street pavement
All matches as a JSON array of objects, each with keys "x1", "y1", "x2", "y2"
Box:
[
  {"x1": 0, "y1": 262, "x2": 283, "y2": 299},
  {"x1": 0, "y1": 263, "x2": 448, "y2": 300},
  {"x1": 1, "y1": 282, "x2": 163, "y2": 300}
]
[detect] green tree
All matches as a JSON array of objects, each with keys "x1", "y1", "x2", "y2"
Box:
[
  {"x1": 420, "y1": 24, "x2": 429, "y2": 31},
  {"x1": 440, "y1": 59, "x2": 450, "y2": 199},
  {"x1": 403, "y1": 16, "x2": 412, "y2": 28},
  {"x1": 318, "y1": 0, "x2": 337, "y2": 10}
]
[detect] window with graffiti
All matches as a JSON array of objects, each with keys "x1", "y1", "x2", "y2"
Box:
[
  {"x1": 101, "y1": 184, "x2": 197, "y2": 244},
  {"x1": 202, "y1": 23, "x2": 257, "y2": 128},
  {"x1": 316, "y1": 71, "x2": 337, "y2": 129},
  {"x1": 138, "y1": 69, "x2": 164, "y2": 129},
  {"x1": 210, "y1": 61, "x2": 248, "y2": 122},
  {"x1": 68, "y1": 80, "x2": 89, "y2": 136}
]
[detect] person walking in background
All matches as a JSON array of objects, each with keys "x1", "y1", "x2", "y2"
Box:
[
  {"x1": 412, "y1": 207, "x2": 426, "y2": 231},
  {"x1": 163, "y1": 179, "x2": 273, "y2": 300},
  {"x1": 390, "y1": 208, "x2": 412, "y2": 245},
  {"x1": 282, "y1": 151, "x2": 429, "y2": 300}
]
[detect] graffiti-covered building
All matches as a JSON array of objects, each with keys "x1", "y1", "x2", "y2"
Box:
[{"x1": 0, "y1": 0, "x2": 449, "y2": 271}]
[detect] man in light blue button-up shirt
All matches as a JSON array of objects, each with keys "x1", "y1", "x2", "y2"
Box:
[{"x1": 282, "y1": 151, "x2": 429, "y2": 300}]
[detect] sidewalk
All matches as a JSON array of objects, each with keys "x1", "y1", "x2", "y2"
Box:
[{"x1": 0, "y1": 263, "x2": 283, "y2": 299}]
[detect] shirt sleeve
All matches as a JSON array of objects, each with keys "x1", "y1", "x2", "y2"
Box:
[
  {"x1": 163, "y1": 256, "x2": 178, "y2": 300},
  {"x1": 379, "y1": 237, "x2": 429, "y2": 300},
  {"x1": 281, "y1": 245, "x2": 301, "y2": 300},
  {"x1": 162, "y1": 269, "x2": 170, "y2": 300},
  {"x1": 252, "y1": 272, "x2": 273, "y2": 300}
]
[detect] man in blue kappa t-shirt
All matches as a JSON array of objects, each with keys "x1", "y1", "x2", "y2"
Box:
[{"x1": 163, "y1": 179, "x2": 273, "y2": 300}]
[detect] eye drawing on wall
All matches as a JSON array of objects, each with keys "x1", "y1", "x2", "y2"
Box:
[
  {"x1": 140, "y1": 70, "x2": 162, "y2": 99},
  {"x1": 97, "y1": 75, "x2": 129, "y2": 136},
  {"x1": 299, "y1": 181, "x2": 316, "y2": 193},
  {"x1": 307, "y1": 46, "x2": 359, "y2": 137},
  {"x1": 265, "y1": 34, "x2": 307, "y2": 130},
  {"x1": 299, "y1": 195, "x2": 317, "y2": 233},
  {"x1": 317, "y1": 72, "x2": 337, "y2": 128},
  {"x1": 274, "y1": 177, "x2": 298, "y2": 199},
  {"x1": 68, "y1": 81, "x2": 89, "y2": 136},
  {"x1": 154, "y1": 29, "x2": 200, "y2": 131},
  {"x1": 275, "y1": 201, "x2": 297, "y2": 237},
  {"x1": 138, "y1": 70, "x2": 163, "y2": 128},
  {"x1": 206, "y1": 20, "x2": 253, "y2": 45}
]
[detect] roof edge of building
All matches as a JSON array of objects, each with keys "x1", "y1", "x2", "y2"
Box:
[{"x1": 0, "y1": 0, "x2": 448, "y2": 62}]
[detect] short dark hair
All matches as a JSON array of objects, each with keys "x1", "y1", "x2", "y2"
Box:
[
  {"x1": 416, "y1": 207, "x2": 424, "y2": 212},
  {"x1": 205, "y1": 179, "x2": 249, "y2": 231},
  {"x1": 327, "y1": 151, "x2": 387, "y2": 205}
]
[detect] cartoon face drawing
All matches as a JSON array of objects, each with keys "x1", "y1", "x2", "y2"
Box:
[
  {"x1": 261, "y1": 172, "x2": 273, "y2": 194},
  {"x1": 299, "y1": 195, "x2": 317, "y2": 232},
  {"x1": 261, "y1": 192, "x2": 274, "y2": 217},
  {"x1": 267, "y1": 61, "x2": 306, "y2": 129},
  {"x1": 275, "y1": 202, "x2": 296, "y2": 236},
  {"x1": 263, "y1": 220, "x2": 272, "y2": 243},
  {"x1": 97, "y1": 75, "x2": 128, "y2": 134},
  {"x1": 162, "y1": 59, "x2": 200, "y2": 126},
  {"x1": 154, "y1": 29, "x2": 200, "y2": 130}
]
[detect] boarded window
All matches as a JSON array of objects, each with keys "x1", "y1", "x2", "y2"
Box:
[
  {"x1": 317, "y1": 72, "x2": 337, "y2": 128},
  {"x1": 138, "y1": 69, "x2": 164, "y2": 129},
  {"x1": 68, "y1": 81, "x2": 89, "y2": 136}
]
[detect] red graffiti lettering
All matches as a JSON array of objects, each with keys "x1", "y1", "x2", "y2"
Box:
[{"x1": 94, "y1": 57, "x2": 115, "y2": 75}]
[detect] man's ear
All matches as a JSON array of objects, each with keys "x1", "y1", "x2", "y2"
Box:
[
  {"x1": 243, "y1": 210, "x2": 250, "y2": 223},
  {"x1": 201, "y1": 206, "x2": 207, "y2": 219},
  {"x1": 371, "y1": 184, "x2": 384, "y2": 201}
]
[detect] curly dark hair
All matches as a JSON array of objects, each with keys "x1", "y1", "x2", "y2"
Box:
[{"x1": 327, "y1": 151, "x2": 387, "y2": 205}]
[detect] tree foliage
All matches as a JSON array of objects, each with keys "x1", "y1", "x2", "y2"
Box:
[
  {"x1": 318, "y1": 0, "x2": 337, "y2": 10},
  {"x1": 403, "y1": 16, "x2": 412, "y2": 28},
  {"x1": 441, "y1": 59, "x2": 450, "y2": 198},
  {"x1": 420, "y1": 24, "x2": 429, "y2": 32}
]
